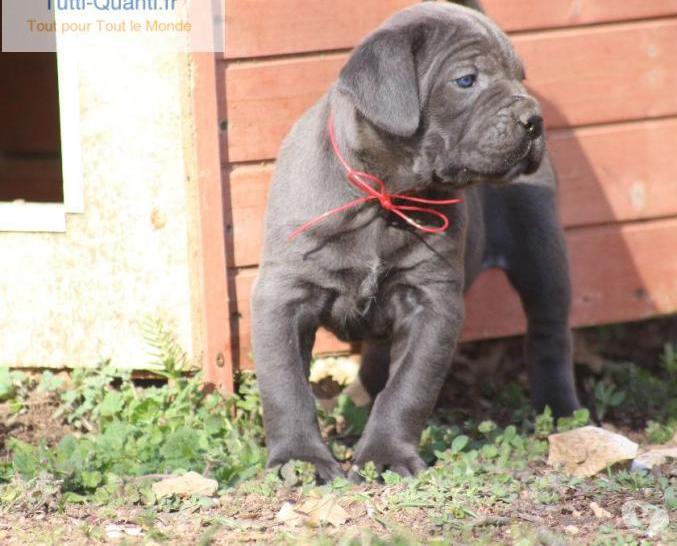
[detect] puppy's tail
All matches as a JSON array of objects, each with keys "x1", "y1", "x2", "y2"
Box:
[{"x1": 437, "y1": 0, "x2": 485, "y2": 13}]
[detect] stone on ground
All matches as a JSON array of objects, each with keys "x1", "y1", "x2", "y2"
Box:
[
  {"x1": 151, "y1": 471, "x2": 218, "y2": 499},
  {"x1": 631, "y1": 445, "x2": 677, "y2": 472},
  {"x1": 548, "y1": 426, "x2": 638, "y2": 477}
]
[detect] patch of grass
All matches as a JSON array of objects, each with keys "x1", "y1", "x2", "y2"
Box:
[
  {"x1": 645, "y1": 420, "x2": 675, "y2": 444},
  {"x1": 1, "y1": 320, "x2": 676, "y2": 544},
  {"x1": 0, "y1": 368, "x2": 33, "y2": 414},
  {"x1": 325, "y1": 394, "x2": 370, "y2": 438},
  {"x1": 593, "y1": 358, "x2": 677, "y2": 426},
  {"x1": 1, "y1": 344, "x2": 268, "y2": 511},
  {"x1": 533, "y1": 406, "x2": 591, "y2": 437}
]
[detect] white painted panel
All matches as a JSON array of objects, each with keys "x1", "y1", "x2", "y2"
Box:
[{"x1": 0, "y1": 202, "x2": 66, "y2": 232}]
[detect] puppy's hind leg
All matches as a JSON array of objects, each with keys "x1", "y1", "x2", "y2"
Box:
[
  {"x1": 251, "y1": 276, "x2": 343, "y2": 482},
  {"x1": 499, "y1": 182, "x2": 581, "y2": 417}
]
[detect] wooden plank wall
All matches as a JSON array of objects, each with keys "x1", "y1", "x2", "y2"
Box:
[{"x1": 221, "y1": 1, "x2": 677, "y2": 369}]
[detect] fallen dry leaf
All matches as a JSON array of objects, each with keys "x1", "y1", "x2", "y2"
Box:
[
  {"x1": 548, "y1": 426, "x2": 638, "y2": 477},
  {"x1": 299, "y1": 496, "x2": 350, "y2": 527},
  {"x1": 275, "y1": 496, "x2": 349, "y2": 528},
  {"x1": 590, "y1": 501, "x2": 612, "y2": 519},
  {"x1": 105, "y1": 523, "x2": 143, "y2": 539},
  {"x1": 276, "y1": 502, "x2": 304, "y2": 526},
  {"x1": 151, "y1": 471, "x2": 218, "y2": 499}
]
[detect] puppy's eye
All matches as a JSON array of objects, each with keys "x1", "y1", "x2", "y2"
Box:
[{"x1": 454, "y1": 74, "x2": 476, "y2": 89}]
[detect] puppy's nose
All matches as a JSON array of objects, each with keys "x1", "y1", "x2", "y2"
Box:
[{"x1": 520, "y1": 114, "x2": 543, "y2": 140}]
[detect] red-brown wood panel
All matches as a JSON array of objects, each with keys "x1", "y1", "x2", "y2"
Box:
[
  {"x1": 225, "y1": 54, "x2": 344, "y2": 163},
  {"x1": 223, "y1": 19, "x2": 677, "y2": 163},
  {"x1": 190, "y1": 53, "x2": 234, "y2": 391},
  {"x1": 225, "y1": 0, "x2": 677, "y2": 59},
  {"x1": 488, "y1": 0, "x2": 677, "y2": 33},
  {"x1": 227, "y1": 117, "x2": 677, "y2": 267},
  {"x1": 225, "y1": 0, "x2": 413, "y2": 59},
  {"x1": 550, "y1": 118, "x2": 677, "y2": 227},
  {"x1": 234, "y1": 217, "x2": 677, "y2": 368}
]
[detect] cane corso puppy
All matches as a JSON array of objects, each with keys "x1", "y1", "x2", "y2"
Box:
[{"x1": 251, "y1": 1, "x2": 580, "y2": 481}]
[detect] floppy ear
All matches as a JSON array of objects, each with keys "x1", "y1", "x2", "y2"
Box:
[{"x1": 337, "y1": 29, "x2": 421, "y2": 138}]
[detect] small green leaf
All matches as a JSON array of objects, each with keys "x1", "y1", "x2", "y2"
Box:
[
  {"x1": 63, "y1": 491, "x2": 88, "y2": 504},
  {"x1": 99, "y1": 391, "x2": 124, "y2": 417},
  {"x1": 502, "y1": 425, "x2": 517, "y2": 444},
  {"x1": 478, "y1": 420, "x2": 497, "y2": 435},
  {"x1": 382, "y1": 470, "x2": 403, "y2": 486},
  {"x1": 665, "y1": 486, "x2": 676, "y2": 510},
  {"x1": 82, "y1": 470, "x2": 103, "y2": 489},
  {"x1": 359, "y1": 461, "x2": 379, "y2": 483},
  {"x1": 38, "y1": 371, "x2": 64, "y2": 393},
  {"x1": 451, "y1": 435, "x2": 469, "y2": 454},
  {"x1": 0, "y1": 367, "x2": 15, "y2": 400},
  {"x1": 557, "y1": 408, "x2": 591, "y2": 432},
  {"x1": 481, "y1": 444, "x2": 499, "y2": 459},
  {"x1": 610, "y1": 390, "x2": 626, "y2": 406},
  {"x1": 335, "y1": 394, "x2": 369, "y2": 436},
  {"x1": 535, "y1": 406, "x2": 554, "y2": 438}
]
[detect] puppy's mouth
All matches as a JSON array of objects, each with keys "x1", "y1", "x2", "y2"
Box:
[{"x1": 437, "y1": 137, "x2": 544, "y2": 186}]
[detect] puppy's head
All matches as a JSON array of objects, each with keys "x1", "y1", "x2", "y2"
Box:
[{"x1": 337, "y1": 2, "x2": 545, "y2": 187}]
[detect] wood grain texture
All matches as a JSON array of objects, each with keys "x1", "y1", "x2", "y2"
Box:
[
  {"x1": 225, "y1": 0, "x2": 677, "y2": 59},
  {"x1": 223, "y1": 18, "x2": 677, "y2": 162},
  {"x1": 189, "y1": 53, "x2": 234, "y2": 391},
  {"x1": 225, "y1": 0, "x2": 413, "y2": 59},
  {"x1": 227, "y1": 117, "x2": 677, "y2": 267},
  {"x1": 224, "y1": 54, "x2": 344, "y2": 162},
  {"x1": 233, "y1": 217, "x2": 677, "y2": 368}
]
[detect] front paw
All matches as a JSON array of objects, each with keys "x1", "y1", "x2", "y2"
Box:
[{"x1": 350, "y1": 440, "x2": 426, "y2": 481}]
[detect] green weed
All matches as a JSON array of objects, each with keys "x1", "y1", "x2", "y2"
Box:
[
  {"x1": 661, "y1": 342, "x2": 677, "y2": 377},
  {"x1": 0, "y1": 368, "x2": 33, "y2": 414},
  {"x1": 590, "y1": 379, "x2": 626, "y2": 422},
  {"x1": 534, "y1": 406, "x2": 590, "y2": 437},
  {"x1": 644, "y1": 420, "x2": 674, "y2": 444},
  {"x1": 1, "y1": 363, "x2": 268, "y2": 510},
  {"x1": 1, "y1": 320, "x2": 676, "y2": 545}
]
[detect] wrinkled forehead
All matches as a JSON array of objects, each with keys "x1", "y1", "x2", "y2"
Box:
[{"x1": 386, "y1": 3, "x2": 524, "y2": 76}]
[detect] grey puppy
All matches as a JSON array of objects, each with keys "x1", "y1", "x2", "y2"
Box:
[{"x1": 251, "y1": 1, "x2": 580, "y2": 481}]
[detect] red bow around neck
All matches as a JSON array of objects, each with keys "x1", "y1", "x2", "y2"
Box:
[{"x1": 287, "y1": 113, "x2": 462, "y2": 241}]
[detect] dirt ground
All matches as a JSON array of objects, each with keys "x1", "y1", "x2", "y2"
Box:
[
  {"x1": 0, "y1": 469, "x2": 673, "y2": 545},
  {"x1": 0, "y1": 317, "x2": 675, "y2": 545}
]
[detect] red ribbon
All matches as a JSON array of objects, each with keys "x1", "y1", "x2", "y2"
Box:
[{"x1": 287, "y1": 113, "x2": 462, "y2": 241}]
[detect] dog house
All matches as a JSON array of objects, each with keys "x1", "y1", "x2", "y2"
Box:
[{"x1": 2, "y1": 1, "x2": 677, "y2": 390}]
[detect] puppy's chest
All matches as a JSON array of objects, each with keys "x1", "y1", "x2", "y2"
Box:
[{"x1": 323, "y1": 259, "x2": 393, "y2": 340}]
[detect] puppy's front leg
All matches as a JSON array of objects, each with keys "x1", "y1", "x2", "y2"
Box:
[
  {"x1": 251, "y1": 278, "x2": 342, "y2": 482},
  {"x1": 353, "y1": 285, "x2": 463, "y2": 477}
]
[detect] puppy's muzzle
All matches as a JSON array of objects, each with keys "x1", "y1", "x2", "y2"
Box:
[
  {"x1": 511, "y1": 94, "x2": 543, "y2": 140},
  {"x1": 521, "y1": 114, "x2": 543, "y2": 140}
]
